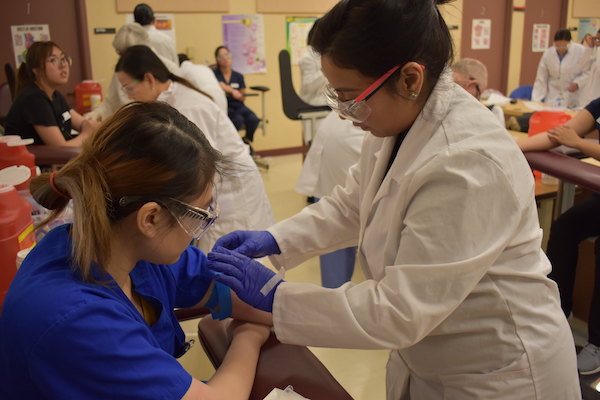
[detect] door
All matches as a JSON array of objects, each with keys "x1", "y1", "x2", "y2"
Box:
[
  {"x1": 461, "y1": 0, "x2": 512, "y2": 93},
  {"x1": 0, "y1": 0, "x2": 91, "y2": 106},
  {"x1": 519, "y1": 0, "x2": 568, "y2": 87}
]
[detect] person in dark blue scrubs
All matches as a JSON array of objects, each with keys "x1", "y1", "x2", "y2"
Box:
[{"x1": 213, "y1": 46, "x2": 260, "y2": 149}]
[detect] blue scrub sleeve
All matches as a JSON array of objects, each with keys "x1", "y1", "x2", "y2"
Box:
[{"x1": 29, "y1": 300, "x2": 192, "y2": 400}]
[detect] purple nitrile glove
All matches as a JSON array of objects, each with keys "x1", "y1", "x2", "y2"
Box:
[
  {"x1": 213, "y1": 230, "x2": 281, "y2": 259},
  {"x1": 207, "y1": 246, "x2": 283, "y2": 312}
]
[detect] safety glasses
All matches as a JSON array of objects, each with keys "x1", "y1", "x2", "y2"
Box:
[
  {"x1": 116, "y1": 196, "x2": 219, "y2": 240},
  {"x1": 322, "y1": 64, "x2": 401, "y2": 123},
  {"x1": 163, "y1": 198, "x2": 219, "y2": 241}
]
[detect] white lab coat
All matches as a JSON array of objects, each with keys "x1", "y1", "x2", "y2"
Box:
[
  {"x1": 179, "y1": 61, "x2": 228, "y2": 113},
  {"x1": 143, "y1": 25, "x2": 178, "y2": 65},
  {"x1": 295, "y1": 112, "x2": 365, "y2": 198},
  {"x1": 579, "y1": 45, "x2": 600, "y2": 107},
  {"x1": 268, "y1": 71, "x2": 580, "y2": 399},
  {"x1": 87, "y1": 54, "x2": 180, "y2": 121},
  {"x1": 531, "y1": 42, "x2": 586, "y2": 108},
  {"x1": 299, "y1": 49, "x2": 328, "y2": 145},
  {"x1": 158, "y1": 82, "x2": 275, "y2": 252}
]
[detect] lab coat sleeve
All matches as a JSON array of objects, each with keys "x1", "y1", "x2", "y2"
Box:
[
  {"x1": 531, "y1": 53, "x2": 549, "y2": 102},
  {"x1": 87, "y1": 74, "x2": 130, "y2": 121},
  {"x1": 273, "y1": 148, "x2": 523, "y2": 349},
  {"x1": 299, "y1": 53, "x2": 327, "y2": 106},
  {"x1": 269, "y1": 161, "x2": 361, "y2": 269}
]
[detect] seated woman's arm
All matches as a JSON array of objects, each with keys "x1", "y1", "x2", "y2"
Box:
[
  {"x1": 517, "y1": 108, "x2": 597, "y2": 152},
  {"x1": 183, "y1": 321, "x2": 270, "y2": 400},
  {"x1": 34, "y1": 110, "x2": 97, "y2": 147}
]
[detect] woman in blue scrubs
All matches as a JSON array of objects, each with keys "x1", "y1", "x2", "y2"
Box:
[{"x1": 0, "y1": 102, "x2": 271, "y2": 400}]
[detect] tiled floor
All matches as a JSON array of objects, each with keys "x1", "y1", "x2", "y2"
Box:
[{"x1": 178, "y1": 153, "x2": 387, "y2": 399}]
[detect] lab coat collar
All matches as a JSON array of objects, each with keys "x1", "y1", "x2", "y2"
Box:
[
  {"x1": 368, "y1": 69, "x2": 453, "y2": 206},
  {"x1": 157, "y1": 81, "x2": 176, "y2": 103}
]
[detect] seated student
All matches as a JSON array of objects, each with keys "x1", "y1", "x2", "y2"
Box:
[
  {"x1": 85, "y1": 22, "x2": 181, "y2": 122},
  {"x1": 213, "y1": 46, "x2": 260, "y2": 149},
  {"x1": 518, "y1": 97, "x2": 600, "y2": 374},
  {"x1": 178, "y1": 53, "x2": 228, "y2": 113},
  {"x1": 5, "y1": 41, "x2": 97, "y2": 146},
  {"x1": 115, "y1": 45, "x2": 275, "y2": 252},
  {"x1": 0, "y1": 102, "x2": 271, "y2": 399},
  {"x1": 532, "y1": 29, "x2": 585, "y2": 109},
  {"x1": 451, "y1": 58, "x2": 505, "y2": 126}
]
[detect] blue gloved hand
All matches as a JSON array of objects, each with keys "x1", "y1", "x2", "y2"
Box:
[
  {"x1": 207, "y1": 246, "x2": 283, "y2": 312},
  {"x1": 213, "y1": 230, "x2": 281, "y2": 259}
]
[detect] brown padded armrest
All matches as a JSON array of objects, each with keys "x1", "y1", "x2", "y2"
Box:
[
  {"x1": 28, "y1": 145, "x2": 81, "y2": 166},
  {"x1": 197, "y1": 317, "x2": 354, "y2": 400},
  {"x1": 524, "y1": 151, "x2": 600, "y2": 193}
]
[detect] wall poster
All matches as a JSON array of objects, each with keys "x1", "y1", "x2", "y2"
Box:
[
  {"x1": 11, "y1": 24, "x2": 51, "y2": 66},
  {"x1": 222, "y1": 14, "x2": 267, "y2": 74},
  {"x1": 471, "y1": 19, "x2": 491, "y2": 50}
]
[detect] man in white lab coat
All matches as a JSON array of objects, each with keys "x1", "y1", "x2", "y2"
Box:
[
  {"x1": 532, "y1": 28, "x2": 586, "y2": 109},
  {"x1": 207, "y1": 0, "x2": 581, "y2": 398}
]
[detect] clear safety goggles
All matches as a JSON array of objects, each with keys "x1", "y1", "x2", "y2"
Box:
[
  {"x1": 322, "y1": 64, "x2": 401, "y2": 123},
  {"x1": 115, "y1": 195, "x2": 219, "y2": 240},
  {"x1": 163, "y1": 198, "x2": 219, "y2": 241}
]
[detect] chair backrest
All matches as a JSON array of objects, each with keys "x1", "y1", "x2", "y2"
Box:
[
  {"x1": 0, "y1": 82, "x2": 12, "y2": 126},
  {"x1": 4, "y1": 64, "x2": 15, "y2": 100},
  {"x1": 509, "y1": 85, "x2": 533, "y2": 100},
  {"x1": 278, "y1": 49, "x2": 329, "y2": 120}
]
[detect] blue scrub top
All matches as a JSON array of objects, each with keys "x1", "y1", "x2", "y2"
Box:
[
  {"x1": 214, "y1": 68, "x2": 247, "y2": 110},
  {"x1": 0, "y1": 224, "x2": 214, "y2": 399}
]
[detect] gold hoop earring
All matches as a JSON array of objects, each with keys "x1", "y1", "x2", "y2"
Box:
[{"x1": 408, "y1": 91, "x2": 419, "y2": 100}]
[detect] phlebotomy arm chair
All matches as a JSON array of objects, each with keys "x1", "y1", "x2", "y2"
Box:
[
  {"x1": 278, "y1": 50, "x2": 330, "y2": 151},
  {"x1": 197, "y1": 317, "x2": 354, "y2": 400}
]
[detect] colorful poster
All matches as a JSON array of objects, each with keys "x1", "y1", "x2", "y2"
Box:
[
  {"x1": 471, "y1": 19, "x2": 491, "y2": 50},
  {"x1": 11, "y1": 24, "x2": 51, "y2": 66},
  {"x1": 222, "y1": 14, "x2": 266, "y2": 74},
  {"x1": 286, "y1": 17, "x2": 318, "y2": 65},
  {"x1": 125, "y1": 14, "x2": 176, "y2": 42},
  {"x1": 532, "y1": 23, "x2": 550, "y2": 52},
  {"x1": 579, "y1": 19, "x2": 600, "y2": 42}
]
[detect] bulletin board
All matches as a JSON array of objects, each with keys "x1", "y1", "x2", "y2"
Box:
[
  {"x1": 572, "y1": 0, "x2": 600, "y2": 18},
  {"x1": 256, "y1": 0, "x2": 337, "y2": 14},
  {"x1": 116, "y1": 0, "x2": 229, "y2": 13}
]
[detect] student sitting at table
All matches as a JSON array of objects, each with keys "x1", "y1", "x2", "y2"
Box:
[
  {"x1": 518, "y1": 96, "x2": 600, "y2": 375},
  {"x1": 5, "y1": 41, "x2": 97, "y2": 146},
  {"x1": 0, "y1": 102, "x2": 271, "y2": 400}
]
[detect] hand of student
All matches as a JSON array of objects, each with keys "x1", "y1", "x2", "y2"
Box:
[
  {"x1": 228, "y1": 320, "x2": 271, "y2": 346},
  {"x1": 547, "y1": 125, "x2": 583, "y2": 149},
  {"x1": 566, "y1": 82, "x2": 579, "y2": 92},
  {"x1": 231, "y1": 89, "x2": 244, "y2": 101},
  {"x1": 207, "y1": 247, "x2": 283, "y2": 312},
  {"x1": 213, "y1": 230, "x2": 281, "y2": 259}
]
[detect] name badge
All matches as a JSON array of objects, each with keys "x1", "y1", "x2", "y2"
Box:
[
  {"x1": 62, "y1": 111, "x2": 71, "y2": 122},
  {"x1": 231, "y1": 83, "x2": 240, "y2": 89}
]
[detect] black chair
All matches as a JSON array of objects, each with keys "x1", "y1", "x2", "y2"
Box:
[
  {"x1": 278, "y1": 49, "x2": 330, "y2": 149},
  {"x1": 4, "y1": 63, "x2": 16, "y2": 100}
]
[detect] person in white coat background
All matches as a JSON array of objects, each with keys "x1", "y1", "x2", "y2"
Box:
[
  {"x1": 451, "y1": 58, "x2": 505, "y2": 126},
  {"x1": 295, "y1": 112, "x2": 365, "y2": 288},
  {"x1": 85, "y1": 22, "x2": 181, "y2": 122},
  {"x1": 133, "y1": 3, "x2": 178, "y2": 65},
  {"x1": 115, "y1": 45, "x2": 274, "y2": 252},
  {"x1": 178, "y1": 53, "x2": 228, "y2": 113},
  {"x1": 579, "y1": 29, "x2": 600, "y2": 107},
  {"x1": 298, "y1": 19, "x2": 328, "y2": 146},
  {"x1": 532, "y1": 29, "x2": 586, "y2": 109},
  {"x1": 206, "y1": 0, "x2": 581, "y2": 398}
]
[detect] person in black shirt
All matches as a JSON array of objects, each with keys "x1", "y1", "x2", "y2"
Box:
[{"x1": 5, "y1": 41, "x2": 97, "y2": 146}]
